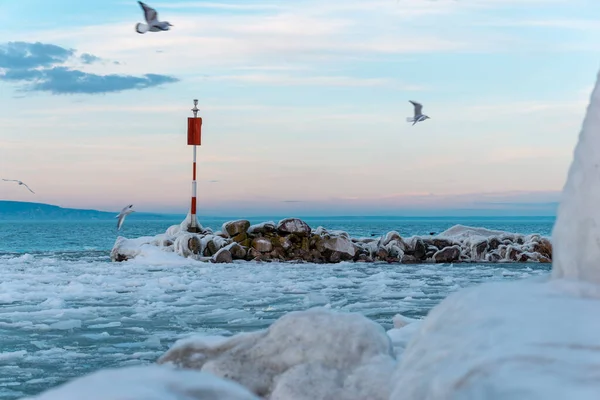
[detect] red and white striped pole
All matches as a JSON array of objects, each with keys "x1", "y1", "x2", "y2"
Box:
[{"x1": 187, "y1": 99, "x2": 202, "y2": 233}]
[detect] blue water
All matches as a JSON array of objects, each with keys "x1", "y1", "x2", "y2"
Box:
[
  {"x1": 0, "y1": 216, "x2": 554, "y2": 399},
  {"x1": 0, "y1": 216, "x2": 555, "y2": 254}
]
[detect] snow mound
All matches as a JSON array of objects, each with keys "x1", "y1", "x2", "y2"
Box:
[
  {"x1": 23, "y1": 364, "x2": 259, "y2": 400},
  {"x1": 158, "y1": 307, "x2": 397, "y2": 400},
  {"x1": 552, "y1": 69, "x2": 600, "y2": 285},
  {"x1": 389, "y1": 278, "x2": 600, "y2": 399}
]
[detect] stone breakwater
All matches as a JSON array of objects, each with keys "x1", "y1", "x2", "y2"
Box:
[{"x1": 111, "y1": 217, "x2": 552, "y2": 264}]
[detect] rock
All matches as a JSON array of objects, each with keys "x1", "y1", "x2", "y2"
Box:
[
  {"x1": 270, "y1": 247, "x2": 287, "y2": 260},
  {"x1": 247, "y1": 221, "x2": 277, "y2": 236},
  {"x1": 278, "y1": 236, "x2": 293, "y2": 251},
  {"x1": 433, "y1": 245, "x2": 461, "y2": 263},
  {"x1": 413, "y1": 239, "x2": 427, "y2": 260},
  {"x1": 252, "y1": 238, "x2": 273, "y2": 253},
  {"x1": 203, "y1": 239, "x2": 219, "y2": 257},
  {"x1": 158, "y1": 308, "x2": 395, "y2": 400},
  {"x1": 246, "y1": 248, "x2": 263, "y2": 261},
  {"x1": 113, "y1": 253, "x2": 129, "y2": 262},
  {"x1": 401, "y1": 254, "x2": 418, "y2": 263},
  {"x1": 357, "y1": 254, "x2": 373, "y2": 263},
  {"x1": 227, "y1": 243, "x2": 247, "y2": 260},
  {"x1": 533, "y1": 238, "x2": 552, "y2": 259},
  {"x1": 315, "y1": 237, "x2": 357, "y2": 261},
  {"x1": 472, "y1": 239, "x2": 488, "y2": 260},
  {"x1": 431, "y1": 238, "x2": 455, "y2": 249},
  {"x1": 486, "y1": 251, "x2": 501, "y2": 262},
  {"x1": 508, "y1": 247, "x2": 520, "y2": 261},
  {"x1": 232, "y1": 232, "x2": 248, "y2": 243},
  {"x1": 277, "y1": 218, "x2": 311, "y2": 236},
  {"x1": 188, "y1": 236, "x2": 202, "y2": 255},
  {"x1": 223, "y1": 220, "x2": 251, "y2": 237},
  {"x1": 213, "y1": 248, "x2": 233, "y2": 263},
  {"x1": 488, "y1": 237, "x2": 501, "y2": 250},
  {"x1": 375, "y1": 248, "x2": 389, "y2": 261}
]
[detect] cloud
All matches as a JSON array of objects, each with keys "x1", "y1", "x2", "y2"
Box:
[
  {"x1": 211, "y1": 73, "x2": 424, "y2": 89},
  {"x1": 80, "y1": 53, "x2": 101, "y2": 64},
  {"x1": 0, "y1": 41, "x2": 178, "y2": 94},
  {"x1": 0, "y1": 41, "x2": 73, "y2": 69}
]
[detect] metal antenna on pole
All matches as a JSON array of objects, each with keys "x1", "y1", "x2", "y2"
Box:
[{"x1": 192, "y1": 99, "x2": 199, "y2": 118}]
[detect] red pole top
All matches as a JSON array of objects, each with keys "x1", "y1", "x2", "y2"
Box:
[{"x1": 187, "y1": 117, "x2": 202, "y2": 146}]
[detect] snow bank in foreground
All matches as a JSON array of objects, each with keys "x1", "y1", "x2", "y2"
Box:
[
  {"x1": 23, "y1": 364, "x2": 259, "y2": 400},
  {"x1": 390, "y1": 278, "x2": 600, "y2": 399},
  {"x1": 552, "y1": 69, "x2": 600, "y2": 285},
  {"x1": 158, "y1": 308, "x2": 400, "y2": 400}
]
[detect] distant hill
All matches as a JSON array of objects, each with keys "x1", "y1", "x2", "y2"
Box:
[{"x1": 0, "y1": 201, "x2": 175, "y2": 220}]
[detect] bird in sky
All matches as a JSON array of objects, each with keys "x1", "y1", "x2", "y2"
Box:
[
  {"x1": 2, "y1": 179, "x2": 34, "y2": 193},
  {"x1": 406, "y1": 100, "x2": 431, "y2": 126},
  {"x1": 135, "y1": 1, "x2": 173, "y2": 34},
  {"x1": 116, "y1": 204, "x2": 136, "y2": 230}
]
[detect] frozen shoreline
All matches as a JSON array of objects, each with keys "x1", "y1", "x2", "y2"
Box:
[{"x1": 111, "y1": 217, "x2": 552, "y2": 265}]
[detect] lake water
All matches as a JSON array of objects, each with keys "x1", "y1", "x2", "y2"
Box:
[{"x1": 0, "y1": 216, "x2": 554, "y2": 399}]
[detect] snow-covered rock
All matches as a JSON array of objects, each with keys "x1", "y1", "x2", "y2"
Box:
[
  {"x1": 111, "y1": 222, "x2": 552, "y2": 264},
  {"x1": 158, "y1": 308, "x2": 396, "y2": 400},
  {"x1": 277, "y1": 218, "x2": 312, "y2": 236}
]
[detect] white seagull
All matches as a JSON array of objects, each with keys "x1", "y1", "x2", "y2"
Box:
[
  {"x1": 116, "y1": 204, "x2": 135, "y2": 230},
  {"x1": 2, "y1": 179, "x2": 34, "y2": 193},
  {"x1": 406, "y1": 100, "x2": 431, "y2": 126},
  {"x1": 135, "y1": 1, "x2": 173, "y2": 34}
]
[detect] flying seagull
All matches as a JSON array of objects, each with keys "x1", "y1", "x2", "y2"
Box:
[
  {"x1": 2, "y1": 179, "x2": 34, "y2": 193},
  {"x1": 135, "y1": 1, "x2": 173, "y2": 34},
  {"x1": 406, "y1": 100, "x2": 431, "y2": 126},
  {"x1": 116, "y1": 204, "x2": 135, "y2": 230}
]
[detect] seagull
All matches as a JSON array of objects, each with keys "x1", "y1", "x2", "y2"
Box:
[
  {"x1": 2, "y1": 179, "x2": 34, "y2": 193},
  {"x1": 116, "y1": 204, "x2": 135, "y2": 230},
  {"x1": 406, "y1": 100, "x2": 431, "y2": 126},
  {"x1": 135, "y1": 1, "x2": 173, "y2": 34}
]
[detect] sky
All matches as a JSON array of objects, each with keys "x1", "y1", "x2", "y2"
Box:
[{"x1": 0, "y1": 0, "x2": 599, "y2": 216}]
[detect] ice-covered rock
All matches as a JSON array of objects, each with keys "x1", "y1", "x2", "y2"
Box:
[
  {"x1": 23, "y1": 364, "x2": 259, "y2": 400},
  {"x1": 222, "y1": 220, "x2": 251, "y2": 238},
  {"x1": 277, "y1": 218, "x2": 312, "y2": 236},
  {"x1": 111, "y1": 221, "x2": 552, "y2": 264},
  {"x1": 158, "y1": 308, "x2": 396, "y2": 400},
  {"x1": 248, "y1": 221, "x2": 277, "y2": 235},
  {"x1": 212, "y1": 248, "x2": 233, "y2": 263},
  {"x1": 251, "y1": 237, "x2": 273, "y2": 253}
]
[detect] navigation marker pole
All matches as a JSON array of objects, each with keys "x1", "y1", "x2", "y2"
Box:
[{"x1": 187, "y1": 99, "x2": 203, "y2": 233}]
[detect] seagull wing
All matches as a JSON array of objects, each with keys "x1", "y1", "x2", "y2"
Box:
[
  {"x1": 117, "y1": 213, "x2": 127, "y2": 230},
  {"x1": 2, "y1": 179, "x2": 18, "y2": 182},
  {"x1": 409, "y1": 100, "x2": 423, "y2": 117},
  {"x1": 22, "y1": 183, "x2": 34, "y2": 194},
  {"x1": 138, "y1": 1, "x2": 158, "y2": 23}
]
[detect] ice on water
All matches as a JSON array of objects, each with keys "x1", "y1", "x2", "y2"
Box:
[{"x1": 0, "y1": 251, "x2": 545, "y2": 398}]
